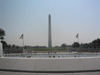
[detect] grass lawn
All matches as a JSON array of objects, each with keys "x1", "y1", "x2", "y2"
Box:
[{"x1": 31, "y1": 47, "x2": 67, "y2": 52}]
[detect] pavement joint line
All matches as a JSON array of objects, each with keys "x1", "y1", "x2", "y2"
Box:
[
  {"x1": 80, "y1": 59, "x2": 85, "y2": 70},
  {"x1": 0, "y1": 69, "x2": 100, "y2": 73},
  {"x1": 33, "y1": 59, "x2": 37, "y2": 71},
  {"x1": 58, "y1": 59, "x2": 60, "y2": 71},
  {"x1": 11, "y1": 59, "x2": 18, "y2": 69}
]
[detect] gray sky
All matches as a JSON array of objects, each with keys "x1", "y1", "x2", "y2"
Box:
[{"x1": 0, "y1": 0, "x2": 100, "y2": 47}]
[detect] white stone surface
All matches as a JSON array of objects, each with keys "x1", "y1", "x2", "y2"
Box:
[
  {"x1": 46, "y1": 73, "x2": 67, "y2": 75},
  {"x1": 20, "y1": 73, "x2": 45, "y2": 75},
  {"x1": 73, "y1": 72, "x2": 100, "y2": 75},
  {"x1": 0, "y1": 57, "x2": 100, "y2": 75},
  {"x1": 81, "y1": 58, "x2": 100, "y2": 70},
  {"x1": 34, "y1": 59, "x2": 59, "y2": 71},
  {"x1": 1, "y1": 72, "x2": 21, "y2": 75},
  {"x1": 0, "y1": 58, "x2": 17, "y2": 69},
  {"x1": 12, "y1": 59, "x2": 37, "y2": 70},
  {"x1": 86, "y1": 72, "x2": 100, "y2": 75},
  {"x1": 0, "y1": 72, "x2": 100, "y2": 75},
  {"x1": 59, "y1": 59, "x2": 84, "y2": 71},
  {"x1": 0, "y1": 71, "x2": 3, "y2": 75},
  {"x1": 0, "y1": 42, "x2": 3, "y2": 57}
]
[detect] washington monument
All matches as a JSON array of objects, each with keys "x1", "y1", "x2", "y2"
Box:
[{"x1": 48, "y1": 14, "x2": 52, "y2": 47}]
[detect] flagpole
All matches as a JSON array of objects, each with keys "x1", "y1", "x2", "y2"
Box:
[
  {"x1": 23, "y1": 34, "x2": 24, "y2": 50},
  {"x1": 78, "y1": 33, "x2": 80, "y2": 55},
  {"x1": 78, "y1": 33, "x2": 79, "y2": 44},
  {"x1": 20, "y1": 34, "x2": 24, "y2": 54}
]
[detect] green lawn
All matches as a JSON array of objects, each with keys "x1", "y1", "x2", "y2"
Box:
[{"x1": 31, "y1": 47, "x2": 67, "y2": 52}]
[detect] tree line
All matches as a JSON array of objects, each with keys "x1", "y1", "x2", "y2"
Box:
[{"x1": 61, "y1": 38, "x2": 100, "y2": 49}]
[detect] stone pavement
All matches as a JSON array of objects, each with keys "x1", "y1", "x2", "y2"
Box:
[
  {"x1": 0, "y1": 71, "x2": 100, "y2": 75},
  {"x1": 0, "y1": 57, "x2": 100, "y2": 75}
]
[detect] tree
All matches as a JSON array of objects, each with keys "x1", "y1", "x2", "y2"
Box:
[
  {"x1": 0, "y1": 28, "x2": 5, "y2": 39},
  {"x1": 0, "y1": 37, "x2": 4, "y2": 41},
  {"x1": 1, "y1": 41, "x2": 7, "y2": 49},
  {"x1": 12, "y1": 44, "x2": 15, "y2": 49},
  {"x1": 24, "y1": 45, "x2": 27, "y2": 49},
  {"x1": 0, "y1": 28, "x2": 6, "y2": 49},
  {"x1": 92, "y1": 39, "x2": 97, "y2": 48},
  {"x1": 7, "y1": 44, "x2": 11, "y2": 49},
  {"x1": 97, "y1": 38, "x2": 100, "y2": 48},
  {"x1": 72, "y1": 42, "x2": 79, "y2": 48},
  {"x1": 82, "y1": 43, "x2": 89, "y2": 48},
  {"x1": 16, "y1": 46, "x2": 19, "y2": 49},
  {"x1": 88, "y1": 43, "x2": 93, "y2": 48},
  {"x1": 35, "y1": 45, "x2": 39, "y2": 48},
  {"x1": 61, "y1": 43, "x2": 66, "y2": 48}
]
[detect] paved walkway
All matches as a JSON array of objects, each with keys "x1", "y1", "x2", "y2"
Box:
[{"x1": 0, "y1": 57, "x2": 100, "y2": 75}]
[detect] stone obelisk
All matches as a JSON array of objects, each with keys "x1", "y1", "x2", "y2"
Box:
[{"x1": 48, "y1": 14, "x2": 52, "y2": 47}]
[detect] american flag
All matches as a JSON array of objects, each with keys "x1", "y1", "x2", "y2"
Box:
[
  {"x1": 76, "y1": 34, "x2": 78, "y2": 38},
  {"x1": 20, "y1": 34, "x2": 23, "y2": 39}
]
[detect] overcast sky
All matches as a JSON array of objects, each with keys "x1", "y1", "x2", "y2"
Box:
[{"x1": 0, "y1": 0, "x2": 100, "y2": 47}]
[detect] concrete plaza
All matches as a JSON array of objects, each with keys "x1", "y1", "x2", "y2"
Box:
[{"x1": 0, "y1": 57, "x2": 100, "y2": 75}]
